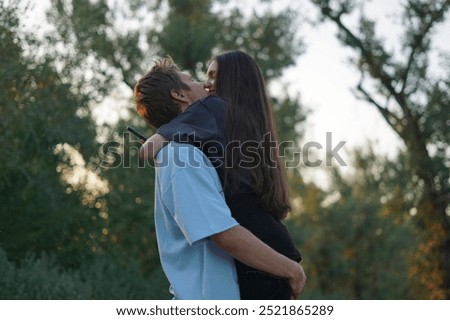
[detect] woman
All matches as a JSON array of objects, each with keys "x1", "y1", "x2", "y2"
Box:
[{"x1": 142, "y1": 51, "x2": 302, "y2": 299}]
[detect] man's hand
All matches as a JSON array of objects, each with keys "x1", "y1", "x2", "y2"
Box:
[
  {"x1": 213, "y1": 225, "x2": 307, "y2": 299},
  {"x1": 287, "y1": 262, "x2": 306, "y2": 299}
]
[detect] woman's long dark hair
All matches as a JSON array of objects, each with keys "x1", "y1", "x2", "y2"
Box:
[{"x1": 215, "y1": 50, "x2": 291, "y2": 218}]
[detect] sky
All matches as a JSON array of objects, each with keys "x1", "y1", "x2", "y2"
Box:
[
  {"x1": 23, "y1": 0, "x2": 450, "y2": 187},
  {"x1": 278, "y1": 0, "x2": 404, "y2": 183},
  {"x1": 266, "y1": 0, "x2": 450, "y2": 186}
]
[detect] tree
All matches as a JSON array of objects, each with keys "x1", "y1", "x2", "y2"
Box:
[
  {"x1": 309, "y1": 0, "x2": 450, "y2": 298},
  {"x1": 290, "y1": 147, "x2": 417, "y2": 299},
  {"x1": 0, "y1": 0, "x2": 103, "y2": 265}
]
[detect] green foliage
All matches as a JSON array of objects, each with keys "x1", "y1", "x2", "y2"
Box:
[
  {"x1": 98, "y1": 118, "x2": 159, "y2": 274},
  {"x1": 151, "y1": 0, "x2": 219, "y2": 74},
  {"x1": 147, "y1": 0, "x2": 303, "y2": 79},
  {"x1": 291, "y1": 147, "x2": 417, "y2": 299},
  {"x1": 273, "y1": 94, "x2": 308, "y2": 150},
  {"x1": 0, "y1": 1, "x2": 100, "y2": 263},
  {"x1": 216, "y1": 8, "x2": 303, "y2": 80},
  {"x1": 0, "y1": 1, "x2": 160, "y2": 293},
  {"x1": 0, "y1": 247, "x2": 169, "y2": 299}
]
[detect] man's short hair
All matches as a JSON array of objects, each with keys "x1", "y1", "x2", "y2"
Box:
[{"x1": 134, "y1": 57, "x2": 190, "y2": 128}]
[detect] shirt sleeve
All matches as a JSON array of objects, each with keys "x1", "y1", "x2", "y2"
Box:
[
  {"x1": 156, "y1": 97, "x2": 226, "y2": 147},
  {"x1": 160, "y1": 146, "x2": 238, "y2": 246}
]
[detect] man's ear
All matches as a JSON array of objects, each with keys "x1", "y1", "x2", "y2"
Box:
[{"x1": 170, "y1": 89, "x2": 189, "y2": 104}]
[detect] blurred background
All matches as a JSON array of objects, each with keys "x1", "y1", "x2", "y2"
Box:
[{"x1": 0, "y1": 0, "x2": 449, "y2": 299}]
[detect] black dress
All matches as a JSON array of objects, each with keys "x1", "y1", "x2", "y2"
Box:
[{"x1": 158, "y1": 96, "x2": 302, "y2": 299}]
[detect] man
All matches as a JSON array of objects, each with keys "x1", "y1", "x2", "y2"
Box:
[{"x1": 134, "y1": 58, "x2": 306, "y2": 299}]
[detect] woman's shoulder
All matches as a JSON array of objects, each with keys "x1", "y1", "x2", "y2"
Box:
[
  {"x1": 198, "y1": 95, "x2": 226, "y2": 109},
  {"x1": 182, "y1": 95, "x2": 226, "y2": 121},
  {"x1": 183, "y1": 95, "x2": 225, "y2": 115}
]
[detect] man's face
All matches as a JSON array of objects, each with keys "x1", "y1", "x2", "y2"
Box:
[{"x1": 177, "y1": 72, "x2": 208, "y2": 110}]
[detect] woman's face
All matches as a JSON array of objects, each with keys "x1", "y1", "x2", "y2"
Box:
[{"x1": 204, "y1": 59, "x2": 218, "y2": 95}]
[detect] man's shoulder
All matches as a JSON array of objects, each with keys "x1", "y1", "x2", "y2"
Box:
[
  {"x1": 155, "y1": 142, "x2": 210, "y2": 169},
  {"x1": 158, "y1": 142, "x2": 199, "y2": 157}
]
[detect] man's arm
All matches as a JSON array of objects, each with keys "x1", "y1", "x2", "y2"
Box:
[
  {"x1": 212, "y1": 225, "x2": 306, "y2": 299},
  {"x1": 140, "y1": 133, "x2": 169, "y2": 161}
]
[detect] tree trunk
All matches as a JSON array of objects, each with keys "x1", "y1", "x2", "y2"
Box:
[{"x1": 404, "y1": 120, "x2": 450, "y2": 299}]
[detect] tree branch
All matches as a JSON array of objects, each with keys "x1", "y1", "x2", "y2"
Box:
[
  {"x1": 323, "y1": 10, "x2": 408, "y2": 107},
  {"x1": 320, "y1": 4, "x2": 422, "y2": 129},
  {"x1": 400, "y1": 1, "x2": 450, "y2": 95},
  {"x1": 356, "y1": 81, "x2": 403, "y2": 138}
]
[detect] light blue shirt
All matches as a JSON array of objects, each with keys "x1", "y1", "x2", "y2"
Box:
[{"x1": 154, "y1": 142, "x2": 240, "y2": 300}]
